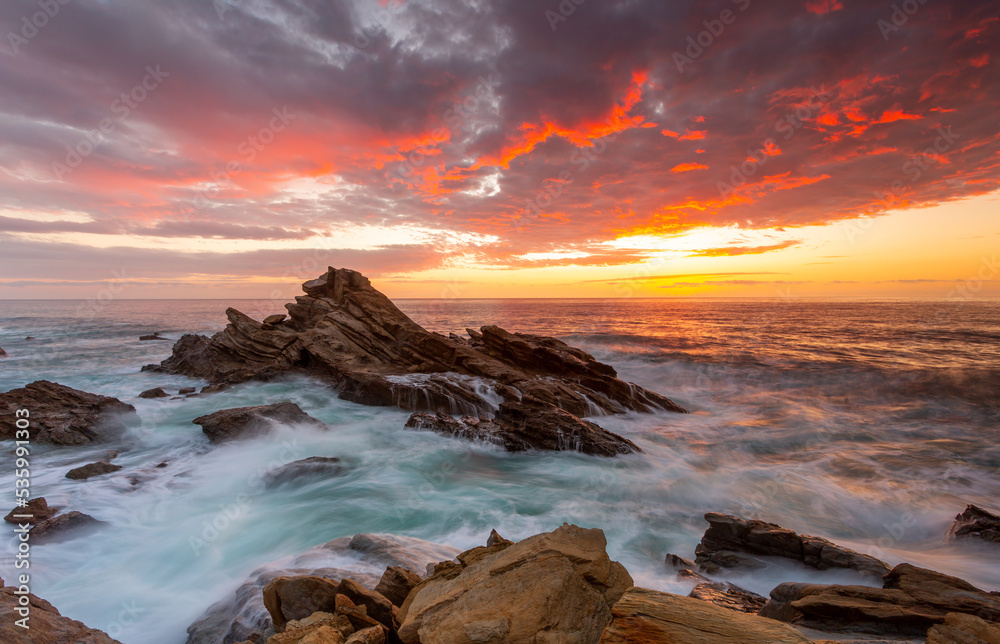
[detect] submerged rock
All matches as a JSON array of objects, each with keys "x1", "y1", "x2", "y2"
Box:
[
  {"x1": 4, "y1": 497, "x2": 59, "y2": 524},
  {"x1": 0, "y1": 380, "x2": 138, "y2": 445},
  {"x1": 0, "y1": 346, "x2": 6, "y2": 357},
  {"x1": 397, "y1": 524, "x2": 632, "y2": 644},
  {"x1": 599, "y1": 586, "x2": 811, "y2": 644},
  {"x1": 948, "y1": 504, "x2": 1000, "y2": 545},
  {"x1": 139, "y1": 387, "x2": 169, "y2": 399},
  {"x1": 0, "y1": 579, "x2": 122, "y2": 644},
  {"x1": 193, "y1": 402, "x2": 325, "y2": 444},
  {"x1": 179, "y1": 386, "x2": 197, "y2": 395},
  {"x1": 66, "y1": 461, "x2": 123, "y2": 480},
  {"x1": 139, "y1": 332, "x2": 168, "y2": 341},
  {"x1": 694, "y1": 512, "x2": 891, "y2": 578},
  {"x1": 262, "y1": 457, "x2": 342, "y2": 487},
  {"x1": 29, "y1": 511, "x2": 103, "y2": 544},
  {"x1": 404, "y1": 399, "x2": 641, "y2": 456},
  {"x1": 759, "y1": 562, "x2": 1000, "y2": 636},
  {"x1": 146, "y1": 267, "x2": 685, "y2": 453}
]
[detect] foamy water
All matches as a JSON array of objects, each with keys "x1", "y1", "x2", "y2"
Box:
[{"x1": 1, "y1": 298, "x2": 998, "y2": 643}]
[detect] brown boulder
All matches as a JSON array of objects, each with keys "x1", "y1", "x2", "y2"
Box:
[
  {"x1": 138, "y1": 387, "x2": 169, "y2": 399},
  {"x1": 194, "y1": 402, "x2": 326, "y2": 443},
  {"x1": 689, "y1": 581, "x2": 768, "y2": 614},
  {"x1": 267, "y1": 612, "x2": 354, "y2": 644},
  {"x1": 927, "y1": 612, "x2": 1000, "y2": 643},
  {"x1": 66, "y1": 461, "x2": 122, "y2": 480},
  {"x1": 694, "y1": 512, "x2": 891, "y2": 578},
  {"x1": 335, "y1": 579, "x2": 397, "y2": 633},
  {"x1": 0, "y1": 381, "x2": 137, "y2": 445},
  {"x1": 948, "y1": 504, "x2": 1000, "y2": 545},
  {"x1": 263, "y1": 576, "x2": 341, "y2": 632},
  {"x1": 262, "y1": 457, "x2": 342, "y2": 488},
  {"x1": 759, "y1": 562, "x2": 1000, "y2": 636},
  {"x1": 599, "y1": 586, "x2": 812, "y2": 643},
  {"x1": 4, "y1": 497, "x2": 59, "y2": 524},
  {"x1": 0, "y1": 581, "x2": 122, "y2": 643},
  {"x1": 397, "y1": 524, "x2": 632, "y2": 644},
  {"x1": 29, "y1": 511, "x2": 102, "y2": 544},
  {"x1": 374, "y1": 567, "x2": 422, "y2": 608}
]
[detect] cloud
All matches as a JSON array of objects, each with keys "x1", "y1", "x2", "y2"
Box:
[{"x1": 687, "y1": 240, "x2": 800, "y2": 257}]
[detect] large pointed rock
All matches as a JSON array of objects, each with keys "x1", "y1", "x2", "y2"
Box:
[
  {"x1": 1, "y1": 579, "x2": 122, "y2": 643},
  {"x1": 147, "y1": 268, "x2": 685, "y2": 455}
]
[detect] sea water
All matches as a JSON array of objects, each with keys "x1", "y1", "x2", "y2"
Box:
[{"x1": 1, "y1": 298, "x2": 998, "y2": 643}]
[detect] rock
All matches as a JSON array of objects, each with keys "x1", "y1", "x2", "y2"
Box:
[
  {"x1": 262, "y1": 457, "x2": 342, "y2": 488},
  {"x1": 694, "y1": 512, "x2": 891, "y2": 578},
  {"x1": 268, "y1": 611, "x2": 354, "y2": 644},
  {"x1": 139, "y1": 387, "x2": 169, "y2": 399},
  {"x1": 264, "y1": 577, "x2": 340, "y2": 631},
  {"x1": 345, "y1": 626, "x2": 387, "y2": 644},
  {"x1": 186, "y1": 534, "x2": 458, "y2": 644},
  {"x1": 66, "y1": 461, "x2": 123, "y2": 480},
  {"x1": 4, "y1": 497, "x2": 59, "y2": 524},
  {"x1": 374, "y1": 567, "x2": 422, "y2": 608},
  {"x1": 334, "y1": 594, "x2": 384, "y2": 632},
  {"x1": 335, "y1": 579, "x2": 397, "y2": 634},
  {"x1": 193, "y1": 402, "x2": 326, "y2": 444},
  {"x1": 0, "y1": 580, "x2": 123, "y2": 643},
  {"x1": 404, "y1": 399, "x2": 641, "y2": 456},
  {"x1": 676, "y1": 568, "x2": 711, "y2": 583},
  {"x1": 927, "y1": 612, "x2": 1000, "y2": 643},
  {"x1": 147, "y1": 267, "x2": 685, "y2": 450},
  {"x1": 139, "y1": 332, "x2": 168, "y2": 341},
  {"x1": 689, "y1": 581, "x2": 768, "y2": 613},
  {"x1": 0, "y1": 381, "x2": 138, "y2": 445},
  {"x1": 759, "y1": 562, "x2": 1000, "y2": 636},
  {"x1": 25, "y1": 336, "x2": 36, "y2": 340},
  {"x1": 948, "y1": 504, "x2": 1000, "y2": 545},
  {"x1": 599, "y1": 586, "x2": 812, "y2": 643},
  {"x1": 665, "y1": 553, "x2": 696, "y2": 570},
  {"x1": 179, "y1": 387, "x2": 197, "y2": 395},
  {"x1": 0, "y1": 346, "x2": 6, "y2": 357},
  {"x1": 397, "y1": 523, "x2": 632, "y2": 644},
  {"x1": 29, "y1": 511, "x2": 102, "y2": 544}
]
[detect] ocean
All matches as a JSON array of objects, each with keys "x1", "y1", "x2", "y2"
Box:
[{"x1": 1, "y1": 297, "x2": 999, "y2": 643}]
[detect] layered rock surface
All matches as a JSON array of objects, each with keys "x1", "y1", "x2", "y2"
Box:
[
  {"x1": 0, "y1": 380, "x2": 137, "y2": 445},
  {"x1": 193, "y1": 402, "x2": 326, "y2": 444},
  {"x1": 0, "y1": 578, "x2": 122, "y2": 644},
  {"x1": 397, "y1": 524, "x2": 632, "y2": 644},
  {"x1": 147, "y1": 268, "x2": 685, "y2": 454},
  {"x1": 760, "y1": 562, "x2": 1000, "y2": 636},
  {"x1": 948, "y1": 504, "x2": 1000, "y2": 545},
  {"x1": 694, "y1": 512, "x2": 891, "y2": 578}
]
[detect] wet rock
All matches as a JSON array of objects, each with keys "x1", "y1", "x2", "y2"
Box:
[
  {"x1": 264, "y1": 577, "x2": 340, "y2": 631},
  {"x1": 147, "y1": 268, "x2": 685, "y2": 445},
  {"x1": 404, "y1": 399, "x2": 641, "y2": 456},
  {"x1": 29, "y1": 511, "x2": 103, "y2": 544},
  {"x1": 139, "y1": 387, "x2": 170, "y2": 399},
  {"x1": 179, "y1": 387, "x2": 197, "y2": 395},
  {"x1": 186, "y1": 534, "x2": 457, "y2": 644},
  {"x1": 1, "y1": 580, "x2": 122, "y2": 644},
  {"x1": 694, "y1": 512, "x2": 891, "y2": 578},
  {"x1": 262, "y1": 457, "x2": 342, "y2": 488},
  {"x1": 0, "y1": 380, "x2": 138, "y2": 445},
  {"x1": 25, "y1": 336, "x2": 36, "y2": 341},
  {"x1": 0, "y1": 346, "x2": 6, "y2": 357},
  {"x1": 397, "y1": 523, "x2": 632, "y2": 644},
  {"x1": 927, "y1": 612, "x2": 1000, "y2": 643},
  {"x1": 948, "y1": 504, "x2": 1000, "y2": 545},
  {"x1": 66, "y1": 461, "x2": 123, "y2": 480},
  {"x1": 139, "y1": 332, "x2": 168, "y2": 341},
  {"x1": 373, "y1": 567, "x2": 421, "y2": 608},
  {"x1": 599, "y1": 586, "x2": 812, "y2": 644},
  {"x1": 4, "y1": 497, "x2": 59, "y2": 524},
  {"x1": 759, "y1": 562, "x2": 1000, "y2": 636},
  {"x1": 676, "y1": 568, "x2": 712, "y2": 583},
  {"x1": 689, "y1": 581, "x2": 768, "y2": 613},
  {"x1": 665, "y1": 553, "x2": 696, "y2": 570},
  {"x1": 335, "y1": 579, "x2": 397, "y2": 635},
  {"x1": 194, "y1": 402, "x2": 326, "y2": 444}
]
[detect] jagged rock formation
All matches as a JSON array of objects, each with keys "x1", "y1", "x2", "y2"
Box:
[
  {"x1": 694, "y1": 513, "x2": 891, "y2": 578},
  {"x1": 146, "y1": 268, "x2": 685, "y2": 454},
  {"x1": 193, "y1": 402, "x2": 326, "y2": 444},
  {"x1": 0, "y1": 578, "x2": 122, "y2": 644},
  {"x1": 4, "y1": 497, "x2": 59, "y2": 524},
  {"x1": 948, "y1": 504, "x2": 1000, "y2": 545},
  {"x1": 760, "y1": 562, "x2": 1000, "y2": 636},
  {"x1": 0, "y1": 380, "x2": 138, "y2": 445}
]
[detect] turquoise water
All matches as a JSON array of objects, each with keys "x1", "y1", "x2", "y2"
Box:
[{"x1": 1, "y1": 298, "x2": 998, "y2": 643}]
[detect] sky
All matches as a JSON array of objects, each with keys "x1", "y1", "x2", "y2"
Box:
[{"x1": 0, "y1": 0, "x2": 998, "y2": 300}]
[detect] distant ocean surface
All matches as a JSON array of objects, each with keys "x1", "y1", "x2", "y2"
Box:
[{"x1": 2, "y1": 298, "x2": 999, "y2": 644}]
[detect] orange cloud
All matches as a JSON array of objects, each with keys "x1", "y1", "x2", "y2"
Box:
[
  {"x1": 806, "y1": 0, "x2": 843, "y2": 15},
  {"x1": 670, "y1": 162, "x2": 709, "y2": 173}
]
